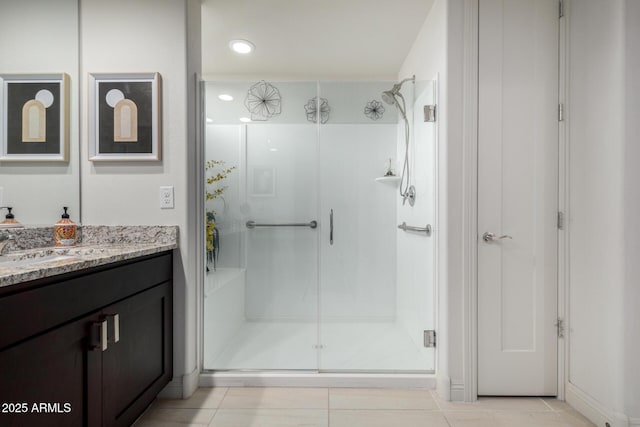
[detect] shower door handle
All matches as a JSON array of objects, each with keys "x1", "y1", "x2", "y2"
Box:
[{"x1": 330, "y1": 209, "x2": 334, "y2": 245}]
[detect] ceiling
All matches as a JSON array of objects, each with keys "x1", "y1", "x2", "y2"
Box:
[{"x1": 201, "y1": 0, "x2": 435, "y2": 80}]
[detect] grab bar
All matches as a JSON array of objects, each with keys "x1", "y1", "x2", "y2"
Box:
[
  {"x1": 246, "y1": 220, "x2": 318, "y2": 229},
  {"x1": 398, "y1": 222, "x2": 432, "y2": 236}
]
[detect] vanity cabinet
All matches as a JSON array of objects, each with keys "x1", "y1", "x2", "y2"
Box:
[
  {"x1": 0, "y1": 252, "x2": 173, "y2": 427},
  {"x1": 101, "y1": 282, "x2": 172, "y2": 426}
]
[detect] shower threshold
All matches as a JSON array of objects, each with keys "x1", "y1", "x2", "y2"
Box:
[{"x1": 199, "y1": 371, "x2": 436, "y2": 389}]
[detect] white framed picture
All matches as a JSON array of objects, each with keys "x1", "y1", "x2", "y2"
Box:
[
  {"x1": 0, "y1": 73, "x2": 69, "y2": 161},
  {"x1": 88, "y1": 72, "x2": 161, "y2": 161}
]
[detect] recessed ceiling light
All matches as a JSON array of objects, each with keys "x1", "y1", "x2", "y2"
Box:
[
  {"x1": 229, "y1": 39, "x2": 255, "y2": 54},
  {"x1": 206, "y1": 117, "x2": 213, "y2": 123},
  {"x1": 218, "y1": 94, "x2": 234, "y2": 101},
  {"x1": 239, "y1": 117, "x2": 251, "y2": 123}
]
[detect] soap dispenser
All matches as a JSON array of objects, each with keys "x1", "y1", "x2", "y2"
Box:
[
  {"x1": 0, "y1": 207, "x2": 22, "y2": 227},
  {"x1": 54, "y1": 207, "x2": 77, "y2": 247}
]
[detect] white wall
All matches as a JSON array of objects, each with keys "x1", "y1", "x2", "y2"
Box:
[
  {"x1": 0, "y1": 0, "x2": 80, "y2": 224},
  {"x1": 398, "y1": 0, "x2": 450, "y2": 396},
  {"x1": 80, "y1": 0, "x2": 201, "y2": 397},
  {"x1": 567, "y1": 0, "x2": 639, "y2": 424},
  {"x1": 624, "y1": 1, "x2": 640, "y2": 420}
]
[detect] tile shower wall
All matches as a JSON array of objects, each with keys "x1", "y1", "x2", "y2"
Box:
[
  {"x1": 318, "y1": 124, "x2": 397, "y2": 320},
  {"x1": 206, "y1": 122, "x2": 397, "y2": 321},
  {"x1": 243, "y1": 123, "x2": 319, "y2": 320}
]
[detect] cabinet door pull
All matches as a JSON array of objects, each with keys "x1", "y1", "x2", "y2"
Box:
[
  {"x1": 106, "y1": 314, "x2": 120, "y2": 343},
  {"x1": 90, "y1": 320, "x2": 108, "y2": 352}
]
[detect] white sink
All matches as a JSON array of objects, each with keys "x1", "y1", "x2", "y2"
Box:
[{"x1": 0, "y1": 254, "x2": 80, "y2": 268}]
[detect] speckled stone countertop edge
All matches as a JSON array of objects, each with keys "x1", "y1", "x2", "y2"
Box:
[
  {"x1": 0, "y1": 225, "x2": 179, "y2": 251},
  {"x1": 0, "y1": 225, "x2": 179, "y2": 288},
  {"x1": 0, "y1": 242, "x2": 177, "y2": 288}
]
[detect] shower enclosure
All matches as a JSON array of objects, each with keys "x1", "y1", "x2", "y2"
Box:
[{"x1": 203, "y1": 80, "x2": 436, "y2": 375}]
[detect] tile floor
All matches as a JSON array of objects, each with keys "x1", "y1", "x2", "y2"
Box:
[{"x1": 134, "y1": 387, "x2": 596, "y2": 427}]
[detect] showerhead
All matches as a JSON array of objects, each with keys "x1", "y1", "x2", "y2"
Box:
[
  {"x1": 381, "y1": 90, "x2": 397, "y2": 105},
  {"x1": 381, "y1": 76, "x2": 415, "y2": 105}
]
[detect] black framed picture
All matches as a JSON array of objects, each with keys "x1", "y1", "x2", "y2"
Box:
[
  {"x1": 89, "y1": 72, "x2": 161, "y2": 161},
  {"x1": 0, "y1": 73, "x2": 69, "y2": 161}
]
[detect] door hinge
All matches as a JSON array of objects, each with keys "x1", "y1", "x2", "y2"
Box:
[
  {"x1": 558, "y1": 103, "x2": 564, "y2": 122},
  {"x1": 557, "y1": 211, "x2": 564, "y2": 230},
  {"x1": 559, "y1": 0, "x2": 564, "y2": 18},
  {"x1": 424, "y1": 330, "x2": 436, "y2": 348},
  {"x1": 555, "y1": 318, "x2": 565, "y2": 338},
  {"x1": 424, "y1": 105, "x2": 436, "y2": 122}
]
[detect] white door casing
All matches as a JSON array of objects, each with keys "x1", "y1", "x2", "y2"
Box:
[{"x1": 478, "y1": 0, "x2": 559, "y2": 395}]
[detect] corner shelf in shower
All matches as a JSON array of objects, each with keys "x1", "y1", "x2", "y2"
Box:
[{"x1": 374, "y1": 176, "x2": 401, "y2": 184}]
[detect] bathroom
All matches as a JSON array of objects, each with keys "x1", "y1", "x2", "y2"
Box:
[{"x1": 1, "y1": 0, "x2": 639, "y2": 426}]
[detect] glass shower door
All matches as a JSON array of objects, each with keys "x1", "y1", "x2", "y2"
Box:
[
  {"x1": 203, "y1": 80, "x2": 436, "y2": 373},
  {"x1": 317, "y1": 80, "x2": 436, "y2": 372}
]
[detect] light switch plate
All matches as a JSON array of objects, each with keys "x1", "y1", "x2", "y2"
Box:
[{"x1": 159, "y1": 186, "x2": 174, "y2": 209}]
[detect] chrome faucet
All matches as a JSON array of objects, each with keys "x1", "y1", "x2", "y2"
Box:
[{"x1": 0, "y1": 234, "x2": 15, "y2": 256}]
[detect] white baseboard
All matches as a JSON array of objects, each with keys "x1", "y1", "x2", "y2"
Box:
[
  {"x1": 434, "y1": 376, "x2": 466, "y2": 402},
  {"x1": 436, "y1": 375, "x2": 451, "y2": 401},
  {"x1": 450, "y1": 379, "x2": 466, "y2": 402},
  {"x1": 183, "y1": 366, "x2": 200, "y2": 397},
  {"x1": 157, "y1": 367, "x2": 200, "y2": 399},
  {"x1": 157, "y1": 378, "x2": 182, "y2": 399},
  {"x1": 566, "y1": 382, "x2": 629, "y2": 427}
]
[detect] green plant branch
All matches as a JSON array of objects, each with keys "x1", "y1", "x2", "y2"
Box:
[{"x1": 205, "y1": 160, "x2": 236, "y2": 271}]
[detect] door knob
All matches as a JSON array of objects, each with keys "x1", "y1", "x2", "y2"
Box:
[{"x1": 482, "y1": 232, "x2": 513, "y2": 242}]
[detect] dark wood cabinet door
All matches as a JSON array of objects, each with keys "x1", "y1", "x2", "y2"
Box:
[
  {"x1": 0, "y1": 313, "x2": 102, "y2": 427},
  {"x1": 101, "y1": 281, "x2": 173, "y2": 427}
]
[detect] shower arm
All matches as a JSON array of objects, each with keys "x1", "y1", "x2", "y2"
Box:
[{"x1": 396, "y1": 76, "x2": 415, "y2": 90}]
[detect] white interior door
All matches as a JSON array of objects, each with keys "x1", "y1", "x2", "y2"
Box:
[{"x1": 478, "y1": 0, "x2": 559, "y2": 395}]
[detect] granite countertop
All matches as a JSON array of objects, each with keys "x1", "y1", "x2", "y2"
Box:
[{"x1": 0, "y1": 225, "x2": 178, "y2": 288}]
